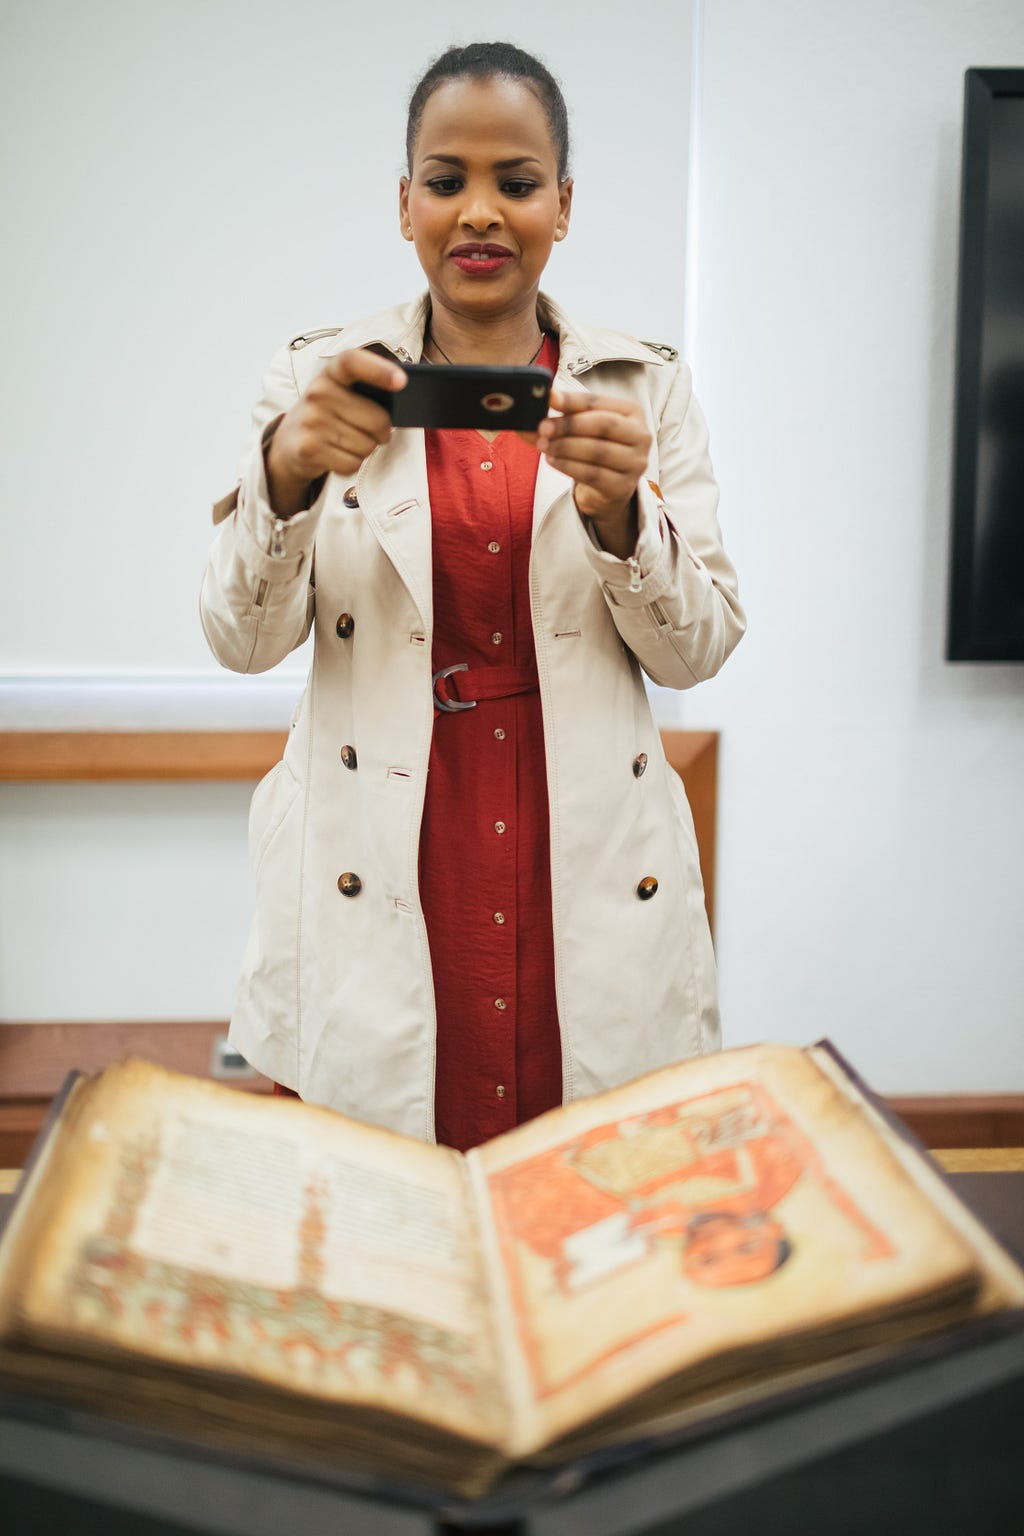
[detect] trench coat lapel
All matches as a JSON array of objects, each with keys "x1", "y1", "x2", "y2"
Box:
[
  {"x1": 355, "y1": 428, "x2": 433, "y2": 637},
  {"x1": 532, "y1": 360, "x2": 590, "y2": 537}
]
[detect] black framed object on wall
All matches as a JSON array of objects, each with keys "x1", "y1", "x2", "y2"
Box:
[{"x1": 948, "y1": 68, "x2": 1024, "y2": 662}]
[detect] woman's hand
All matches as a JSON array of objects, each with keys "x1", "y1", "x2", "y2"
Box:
[
  {"x1": 266, "y1": 348, "x2": 407, "y2": 518},
  {"x1": 535, "y1": 389, "x2": 653, "y2": 558}
]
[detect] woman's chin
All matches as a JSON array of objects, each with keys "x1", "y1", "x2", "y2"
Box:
[{"x1": 427, "y1": 269, "x2": 543, "y2": 318}]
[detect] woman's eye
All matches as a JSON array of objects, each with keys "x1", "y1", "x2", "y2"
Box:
[
  {"x1": 427, "y1": 177, "x2": 462, "y2": 195},
  {"x1": 502, "y1": 180, "x2": 536, "y2": 198}
]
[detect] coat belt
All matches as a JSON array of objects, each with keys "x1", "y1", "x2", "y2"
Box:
[{"x1": 432, "y1": 661, "x2": 539, "y2": 713}]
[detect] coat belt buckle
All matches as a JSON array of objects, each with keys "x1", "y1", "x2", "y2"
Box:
[{"x1": 432, "y1": 663, "x2": 476, "y2": 713}]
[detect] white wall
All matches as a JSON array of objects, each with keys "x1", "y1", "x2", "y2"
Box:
[
  {"x1": 0, "y1": 0, "x2": 693, "y2": 1013},
  {"x1": 0, "y1": 0, "x2": 691, "y2": 685},
  {"x1": 686, "y1": 0, "x2": 1024, "y2": 1089},
  {"x1": 2, "y1": 1, "x2": 1022, "y2": 1094}
]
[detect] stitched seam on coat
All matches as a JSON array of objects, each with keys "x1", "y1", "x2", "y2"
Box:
[
  {"x1": 656, "y1": 616, "x2": 703, "y2": 686},
  {"x1": 242, "y1": 609, "x2": 260, "y2": 673},
  {"x1": 529, "y1": 543, "x2": 574, "y2": 1103},
  {"x1": 294, "y1": 651, "x2": 317, "y2": 1087},
  {"x1": 408, "y1": 689, "x2": 439, "y2": 1143}
]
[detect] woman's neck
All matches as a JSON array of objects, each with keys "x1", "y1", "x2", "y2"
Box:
[{"x1": 424, "y1": 295, "x2": 545, "y2": 366}]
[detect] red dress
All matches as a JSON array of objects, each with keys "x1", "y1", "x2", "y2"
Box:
[{"x1": 421, "y1": 334, "x2": 563, "y2": 1152}]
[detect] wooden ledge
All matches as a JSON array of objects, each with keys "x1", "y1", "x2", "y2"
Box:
[
  {"x1": 935, "y1": 1149, "x2": 1024, "y2": 1173},
  {"x1": 0, "y1": 731, "x2": 291, "y2": 782},
  {"x1": 0, "y1": 728, "x2": 717, "y2": 780},
  {"x1": 0, "y1": 728, "x2": 718, "y2": 923}
]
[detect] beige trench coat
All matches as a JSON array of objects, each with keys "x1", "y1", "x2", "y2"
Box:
[{"x1": 201, "y1": 292, "x2": 745, "y2": 1141}]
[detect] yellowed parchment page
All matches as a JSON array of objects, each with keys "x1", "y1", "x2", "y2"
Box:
[
  {"x1": 6, "y1": 1060, "x2": 507, "y2": 1448},
  {"x1": 470, "y1": 1043, "x2": 979, "y2": 1455}
]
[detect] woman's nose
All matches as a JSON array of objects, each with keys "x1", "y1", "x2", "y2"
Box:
[{"x1": 459, "y1": 189, "x2": 501, "y2": 232}]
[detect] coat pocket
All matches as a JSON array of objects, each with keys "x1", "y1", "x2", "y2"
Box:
[{"x1": 248, "y1": 758, "x2": 302, "y2": 878}]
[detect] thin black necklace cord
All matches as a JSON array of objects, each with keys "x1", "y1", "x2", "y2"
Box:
[{"x1": 425, "y1": 328, "x2": 546, "y2": 367}]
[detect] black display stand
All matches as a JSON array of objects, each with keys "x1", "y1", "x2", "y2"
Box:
[{"x1": 2, "y1": 1171, "x2": 1023, "y2": 1536}]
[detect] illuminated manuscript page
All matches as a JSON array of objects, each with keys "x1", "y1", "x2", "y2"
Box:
[
  {"x1": 469, "y1": 1043, "x2": 978, "y2": 1455},
  {"x1": 14, "y1": 1061, "x2": 507, "y2": 1447},
  {"x1": 809, "y1": 1045, "x2": 1024, "y2": 1313}
]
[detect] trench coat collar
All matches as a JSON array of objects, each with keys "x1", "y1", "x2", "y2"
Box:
[
  {"x1": 332, "y1": 292, "x2": 665, "y2": 636},
  {"x1": 315, "y1": 292, "x2": 665, "y2": 377}
]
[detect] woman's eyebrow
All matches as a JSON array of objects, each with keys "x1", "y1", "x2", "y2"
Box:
[{"x1": 421, "y1": 154, "x2": 544, "y2": 170}]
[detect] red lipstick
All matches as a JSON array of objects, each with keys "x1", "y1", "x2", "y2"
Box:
[{"x1": 450, "y1": 242, "x2": 513, "y2": 276}]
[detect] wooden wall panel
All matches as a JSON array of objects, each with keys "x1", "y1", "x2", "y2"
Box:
[
  {"x1": 662, "y1": 729, "x2": 717, "y2": 931},
  {"x1": 887, "y1": 1097, "x2": 1024, "y2": 1150},
  {"x1": 0, "y1": 1099, "x2": 49, "y2": 1170},
  {"x1": 0, "y1": 1021, "x2": 266, "y2": 1096},
  {"x1": 0, "y1": 732, "x2": 288, "y2": 782},
  {"x1": 0, "y1": 1023, "x2": 269, "y2": 1168},
  {"x1": 2, "y1": 1023, "x2": 1022, "y2": 1168}
]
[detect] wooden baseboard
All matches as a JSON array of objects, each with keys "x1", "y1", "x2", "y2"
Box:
[
  {"x1": 886, "y1": 1097, "x2": 1024, "y2": 1151},
  {"x1": 0, "y1": 1099, "x2": 50, "y2": 1170},
  {"x1": 0, "y1": 1021, "x2": 271, "y2": 1166},
  {"x1": 1, "y1": 1021, "x2": 1021, "y2": 1167}
]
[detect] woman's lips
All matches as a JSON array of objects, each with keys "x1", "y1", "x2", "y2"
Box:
[{"x1": 449, "y1": 243, "x2": 513, "y2": 276}]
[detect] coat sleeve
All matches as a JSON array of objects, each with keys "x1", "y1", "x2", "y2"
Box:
[
  {"x1": 199, "y1": 344, "x2": 328, "y2": 675},
  {"x1": 577, "y1": 360, "x2": 746, "y2": 690}
]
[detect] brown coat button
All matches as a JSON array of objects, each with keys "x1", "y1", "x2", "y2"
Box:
[
  {"x1": 336, "y1": 613, "x2": 355, "y2": 639},
  {"x1": 340, "y1": 745, "x2": 357, "y2": 770},
  {"x1": 343, "y1": 487, "x2": 359, "y2": 508},
  {"x1": 633, "y1": 752, "x2": 648, "y2": 778},
  {"x1": 637, "y1": 876, "x2": 659, "y2": 900},
  {"x1": 337, "y1": 872, "x2": 362, "y2": 897}
]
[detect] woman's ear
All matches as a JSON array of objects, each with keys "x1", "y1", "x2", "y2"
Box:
[
  {"x1": 399, "y1": 177, "x2": 413, "y2": 241},
  {"x1": 555, "y1": 178, "x2": 574, "y2": 242}
]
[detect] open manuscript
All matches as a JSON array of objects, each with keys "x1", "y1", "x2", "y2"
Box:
[{"x1": 1, "y1": 1044, "x2": 1022, "y2": 1496}]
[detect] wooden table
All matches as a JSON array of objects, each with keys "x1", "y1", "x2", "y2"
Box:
[{"x1": 2, "y1": 1150, "x2": 1023, "y2": 1196}]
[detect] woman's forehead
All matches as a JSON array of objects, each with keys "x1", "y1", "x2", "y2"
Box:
[{"x1": 413, "y1": 76, "x2": 556, "y2": 166}]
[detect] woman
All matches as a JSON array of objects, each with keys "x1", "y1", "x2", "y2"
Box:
[{"x1": 201, "y1": 42, "x2": 745, "y2": 1151}]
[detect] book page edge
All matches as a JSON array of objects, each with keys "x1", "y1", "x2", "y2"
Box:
[{"x1": 808, "y1": 1045, "x2": 1024, "y2": 1306}]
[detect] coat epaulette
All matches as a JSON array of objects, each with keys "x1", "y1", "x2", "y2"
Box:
[
  {"x1": 640, "y1": 339, "x2": 679, "y2": 363},
  {"x1": 289, "y1": 327, "x2": 343, "y2": 351}
]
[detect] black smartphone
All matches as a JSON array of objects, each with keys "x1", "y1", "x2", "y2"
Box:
[{"x1": 353, "y1": 363, "x2": 553, "y2": 430}]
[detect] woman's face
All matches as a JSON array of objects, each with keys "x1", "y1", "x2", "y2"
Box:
[{"x1": 400, "y1": 76, "x2": 572, "y2": 322}]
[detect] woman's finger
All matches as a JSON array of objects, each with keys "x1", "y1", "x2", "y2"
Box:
[
  {"x1": 325, "y1": 420, "x2": 386, "y2": 462},
  {"x1": 544, "y1": 435, "x2": 645, "y2": 471},
  {"x1": 548, "y1": 387, "x2": 642, "y2": 419},
  {"x1": 317, "y1": 346, "x2": 407, "y2": 442},
  {"x1": 327, "y1": 346, "x2": 408, "y2": 393},
  {"x1": 317, "y1": 386, "x2": 395, "y2": 445},
  {"x1": 540, "y1": 410, "x2": 647, "y2": 447},
  {"x1": 543, "y1": 452, "x2": 636, "y2": 496}
]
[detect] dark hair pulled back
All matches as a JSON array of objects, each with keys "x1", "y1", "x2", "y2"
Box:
[{"x1": 406, "y1": 42, "x2": 571, "y2": 182}]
